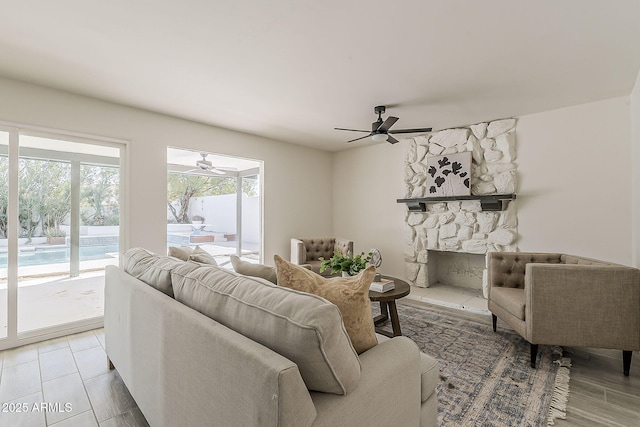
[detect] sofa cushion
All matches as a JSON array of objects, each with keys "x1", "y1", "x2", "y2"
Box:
[
  {"x1": 491, "y1": 287, "x2": 525, "y2": 320},
  {"x1": 171, "y1": 261, "x2": 361, "y2": 395},
  {"x1": 230, "y1": 255, "x2": 278, "y2": 284},
  {"x1": 374, "y1": 334, "x2": 439, "y2": 405},
  {"x1": 122, "y1": 247, "x2": 184, "y2": 297},
  {"x1": 274, "y1": 255, "x2": 378, "y2": 354},
  {"x1": 419, "y1": 352, "x2": 439, "y2": 403}
]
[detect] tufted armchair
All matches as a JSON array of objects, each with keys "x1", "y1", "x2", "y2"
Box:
[
  {"x1": 487, "y1": 252, "x2": 640, "y2": 375},
  {"x1": 291, "y1": 238, "x2": 354, "y2": 276}
]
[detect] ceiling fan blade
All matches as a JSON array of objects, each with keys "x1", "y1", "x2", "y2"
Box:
[
  {"x1": 377, "y1": 116, "x2": 399, "y2": 133},
  {"x1": 388, "y1": 127, "x2": 433, "y2": 134},
  {"x1": 334, "y1": 127, "x2": 370, "y2": 132},
  {"x1": 346, "y1": 134, "x2": 373, "y2": 143},
  {"x1": 387, "y1": 135, "x2": 399, "y2": 144}
]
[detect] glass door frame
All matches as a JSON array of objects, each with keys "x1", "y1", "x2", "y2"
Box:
[
  {"x1": 0, "y1": 122, "x2": 129, "y2": 351},
  {"x1": 236, "y1": 167, "x2": 262, "y2": 260}
]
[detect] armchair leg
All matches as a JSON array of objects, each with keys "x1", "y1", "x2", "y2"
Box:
[
  {"x1": 530, "y1": 344, "x2": 539, "y2": 369},
  {"x1": 491, "y1": 314, "x2": 497, "y2": 332},
  {"x1": 623, "y1": 350, "x2": 632, "y2": 376}
]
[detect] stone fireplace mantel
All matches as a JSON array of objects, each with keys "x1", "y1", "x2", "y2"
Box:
[
  {"x1": 401, "y1": 118, "x2": 519, "y2": 296},
  {"x1": 397, "y1": 193, "x2": 516, "y2": 212}
]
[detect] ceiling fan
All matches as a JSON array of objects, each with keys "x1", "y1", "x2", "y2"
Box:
[
  {"x1": 168, "y1": 153, "x2": 236, "y2": 175},
  {"x1": 194, "y1": 153, "x2": 227, "y2": 174},
  {"x1": 335, "y1": 105, "x2": 432, "y2": 144}
]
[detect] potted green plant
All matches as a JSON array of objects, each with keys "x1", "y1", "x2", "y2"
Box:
[
  {"x1": 190, "y1": 215, "x2": 205, "y2": 225},
  {"x1": 319, "y1": 249, "x2": 373, "y2": 276}
]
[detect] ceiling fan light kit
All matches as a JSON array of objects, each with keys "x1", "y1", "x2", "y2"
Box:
[{"x1": 335, "y1": 105, "x2": 433, "y2": 145}]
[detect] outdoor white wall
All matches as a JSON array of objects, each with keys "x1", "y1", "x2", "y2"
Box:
[
  {"x1": 0, "y1": 77, "x2": 332, "y2": 265},
  {"x1": 242, "y1": 195, "x2": 260, "y2": 243},
  {"x1": 190, "y1": 194, "x2": 237, "y2": 234},
  {"x1": 189, "y1": 193, "x2": 260, "y2": 243},
  {"x1": 333, "y1": 96, "x2": 634, "y2": 283},
  {"x1": 632, "y1": 69, "x2": 640, "y2": 268},
  {"x1": 517, "y1": 96, "x2": 632, "y2": 264}
]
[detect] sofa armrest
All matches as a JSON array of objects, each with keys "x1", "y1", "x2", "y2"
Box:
[
  {"x1": 309, "y1": 337, "x2": 424, "y2": 426},
  {"x1": 291, "y1": 238, "x2": 306, "y2": 264},
  {"x1": 525, "y1": 263, "x2": 640, "y2": 350}
]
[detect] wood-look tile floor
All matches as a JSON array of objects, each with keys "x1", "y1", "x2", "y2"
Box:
[
  {"x1": 1, "y1": 324, "x2": 639, "y2": 426},
  {"x1": 0, "y1": 329, "x2": 149, "y2": 427},
  {"x1": 554, "y1": 347, "x2": 640, "y2": 427}
]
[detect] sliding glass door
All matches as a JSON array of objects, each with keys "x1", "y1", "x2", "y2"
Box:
[
  {"x1": 0, "y1": 130, "x2": 8, "y2": 339},
  {"x1": 0, "y1": 126, "x2": 125, "y2": 349}
]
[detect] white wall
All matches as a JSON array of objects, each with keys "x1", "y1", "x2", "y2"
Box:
[
  {"x1": 334, "y1": 96, "x2": 634, "y2": 282},
  {"x1": 3, "y1": 76, "x2": 634, "y2": 271},
  {"x1": 0, "y1": 77, "x2": 333, "y2": 265},
  {"x1": 517, "y1": 97, "x2": 631, "y2": 264},
  {"x1": 632, "y1": 69, "x2": 640, "y2": 268},
  {"x1": 333, "y1": 143, "x2": 408, "y2": 278}
]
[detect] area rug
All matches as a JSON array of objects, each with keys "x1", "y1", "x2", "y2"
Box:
[{"x1": 374, "y1": 302, "x2": 571, "y2": 426}]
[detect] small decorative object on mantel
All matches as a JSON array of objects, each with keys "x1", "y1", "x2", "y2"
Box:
[
  {"x1": 425, "y1": 152, "x2": 471, "y2": 197},
  {"x1": 319, "y1": 249, "x2": 373, "y2": 277}
]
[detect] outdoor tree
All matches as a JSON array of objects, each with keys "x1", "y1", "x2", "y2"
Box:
[
  {"x1": 18, "y1": 159, "x2": 71, "y2": 240},
  {"x1": 0, "y1": 156, "x2": 7, "y2": 238},
  {"x1": 0, "y1": 156, "x2": 120, "y2": 241},
  {"x1": 167, "y1": 173, "x2": 257, "y2": 223},
  {"x1": 81, "y1": 165, "x2": 119, "y2": 226}
]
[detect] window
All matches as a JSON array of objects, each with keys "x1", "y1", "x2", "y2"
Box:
[{"x1": 167, "y1": 148, "x2": 262, "y2": 267}]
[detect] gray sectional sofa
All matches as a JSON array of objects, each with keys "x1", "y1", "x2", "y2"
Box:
[{"x1": 105, "y1": 248, "x2": 439, "y2": 427}]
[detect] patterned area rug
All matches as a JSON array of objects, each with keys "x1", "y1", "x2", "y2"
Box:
[{"x1": 375, "y1": 302, "x2": 571, "y2": 426}]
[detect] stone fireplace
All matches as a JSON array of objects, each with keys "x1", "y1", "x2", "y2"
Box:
[{"x1": 401, "y1": 119, "x2": 519, "y2": 298}]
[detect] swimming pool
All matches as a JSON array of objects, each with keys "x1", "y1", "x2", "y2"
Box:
[{"x1": 0, "y1": 244, "x2": 119, "y2": 267}]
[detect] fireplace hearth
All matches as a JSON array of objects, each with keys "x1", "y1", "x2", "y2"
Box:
[{"x1": 427, "y1": 251, "x2": 484, "y2": 290}]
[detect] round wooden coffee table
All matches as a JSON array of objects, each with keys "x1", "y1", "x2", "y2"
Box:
[{"x1": 369, "y1": 276, "x2": 410, "y2": 337}]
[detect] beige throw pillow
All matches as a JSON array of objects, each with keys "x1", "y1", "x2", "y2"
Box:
[
  {"x1": 230, "y1": 255, "x2": 278, "y2": 284},
  {"x1": 168, "y1": 245, "x2": 194, "y2": 261},
  {"x1": 274, "y1": 255, "x2": 378, "y2": 354},
  {"x1": 189, "y1": 245, "x2": 218, "y2": 265}
]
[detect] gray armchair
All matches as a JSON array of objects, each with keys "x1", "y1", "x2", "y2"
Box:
[
  {"x1": 291, "y1": 238, "x2": 354, "y2": 276},
  {"x1": 487, "y1": 252, "x2": 640, "y2": 375}
]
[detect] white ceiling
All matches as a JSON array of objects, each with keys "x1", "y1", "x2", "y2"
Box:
[{"x1": 1, "y1": 1, "x2": 639, "y2": 152}]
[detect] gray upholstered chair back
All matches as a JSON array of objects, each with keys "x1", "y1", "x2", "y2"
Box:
[
  {"x1": 290, "y1": 238, "x2": 354, "y2": 275},
  {"x1": 301, "y1": 238, "x2": 337, "y2": 262}
]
